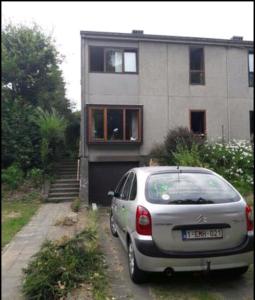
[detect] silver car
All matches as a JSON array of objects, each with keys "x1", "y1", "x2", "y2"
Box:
[{"x1": 108, "y1": 166, "x2": 253, "y2": 283}]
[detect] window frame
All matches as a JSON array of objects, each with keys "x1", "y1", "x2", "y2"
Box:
[
  {"x1": 87, "y1": 104, "x2": 143, "y2": 144},
  {"x1": 248, "y1": 50, "x2": 254, "y2": 87},
  {"x1": 89, "y1": 46, "x2": 139, "y2": 74},
  {"x1": 189, "y1": 47, "x2": 205, "y2": 85},
  {"x1": 189, "y1": 109, "x2": 207, "y2": 136}
]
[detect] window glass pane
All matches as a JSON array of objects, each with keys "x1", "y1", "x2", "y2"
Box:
[
  {"x1": 126, "y1": 109, "x2": 139, "y2": 141},
  {"x1": 129, "y1": 175, "x2": 137, "y2": 200},
  {"x1": 191, "y1": 111, "x2": 205, "y2": 134},
  {"x1": 124, "y1": 52, "x2": 137, "y2": 72},
  {"x1": 107, "y1": 109, "x2": 123, "y2": 140},
  {"x1": 92, "y1": 109, "x2": 104, "y2": 139},
  {"x1": 146, "y1": 173, "x2": 240, "y2": 204},
  {"x1": 121, "y1": 173, "x2": 134, "y2": 199},
  {"x1": 249, "y1": 53, "x2": 254, "y2": 72},
  {"x1": 106, "y1": 50, "x2": 122, "y2": 73},
  {"x1": 115, "y1": 174, "x2": 128, "y2": 196},
  {"x1": 190, "y1": 71, "x2": 205, "y2": 84},
  {"x1": 190, "y1": 48, "x2": 204, "y2": 71},
  {"x1": 90, "y1": 47, "x2": 104, "y2": 72}
]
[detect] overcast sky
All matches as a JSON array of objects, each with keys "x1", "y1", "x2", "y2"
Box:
[{"x1": 2, "y1": 1, "x2": 254, "y2": 111}]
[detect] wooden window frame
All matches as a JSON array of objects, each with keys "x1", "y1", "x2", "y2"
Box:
[
  {"x1": 248, "y1": 50, "x2": 254, "y2": 87},
  {"x1": 87, "y1": 104, "x2": 143, "y2": 144},
  {"x1": 189, "y1": 47, "x2": 205, "y2": 85},
  {"x1": 189, "y1": 109, "x2": 207, "y2": 136},
  {"x1": 89, "y1": 46, "x2": 139, "y2": 74}
]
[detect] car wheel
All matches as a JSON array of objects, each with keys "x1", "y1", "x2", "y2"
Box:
[
  {"x1": 110, "y1": 211, "x2": 118, "y2": 237},
  {"x1": 128, "y1": 240, "x2": 148, "y2": 284}
]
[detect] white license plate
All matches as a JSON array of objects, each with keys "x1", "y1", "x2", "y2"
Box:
[{"x1": 182, "y1": 229, "x2": 223, "y2": 240}]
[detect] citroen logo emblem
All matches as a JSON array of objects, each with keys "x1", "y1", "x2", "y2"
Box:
[{"x1": 196, "y1": 215, "x2": 207, "y2": 223}]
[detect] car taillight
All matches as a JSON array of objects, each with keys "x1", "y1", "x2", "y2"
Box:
[
  {"x1": 246, "y1": 205, "x2": 253, "y2": 232},
  {"x1": 136, "y1": 206, "x2": 152, "y2": 235}
]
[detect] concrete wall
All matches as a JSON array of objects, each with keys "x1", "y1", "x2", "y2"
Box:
[{"x1": 81, "y1": 38, "x2": 253, "y2": 156}]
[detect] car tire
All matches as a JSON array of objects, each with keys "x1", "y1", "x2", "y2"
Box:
[
  {"x1": 128, "y1": 240, "x2": 148, "y2": 284},
  {"x1": 110, "y1": 211, "x2": 118, "y2": 237}
]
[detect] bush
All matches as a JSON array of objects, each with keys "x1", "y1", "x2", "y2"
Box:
[
  {"x1": 173, "y1": 143, "x2": 206, "y2": 167},
  {"x1": 150, "y1": 127, "x2": 205, "y2": 165},
  {"x1": 71, "y1": 197, "x2": 81, "y2": 212},
  {"x1": 22, "y1": 228, "x2": 106, "y2": 300},
  {"x1": 201, "y1": 140, "x2": 253, "y2": 194},
  {"x1": 26, "y1": 168, "x2": 44, "y2": 188},
  {"x1": 2, "y1": 163, "x2": 24, "y2": 189}
]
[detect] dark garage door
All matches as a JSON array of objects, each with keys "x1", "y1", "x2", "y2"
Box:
[{"x1": 89, "y1": 161, "x2": 139, "y2": 206}]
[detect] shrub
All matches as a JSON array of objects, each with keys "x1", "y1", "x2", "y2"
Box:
[
  {"x1": 71, "y1": 197, "x2": 81, "y2": 212},
  {"x1": 2, "y1": 163, "x2": 24, "y2": 189},
  {"x1": 22, "y1": 228, "x2": 106, "y2": 300},
  {"x1": 173, "y1": 143, "x2": 206, "y2": 167},
  {"x1": 201, "y1": 140, "x2": 253, "y2": 194},
  {"x1": 26, "y1": 168, "x2": 44, "y2": 188},
  {"x1": 150, "y1": 127, "x2": 205, "y2": 165}
]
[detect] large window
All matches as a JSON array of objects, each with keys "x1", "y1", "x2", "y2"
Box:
[
  {"x1": 248, "y1": 51, "x2": 254, "y2": 87},
  {"x1": 90, "y1": 47, "x2": 138, "y2": 73},
  {"x1": 190, "y1": 110, "x2": 206, "y2": 135},
  {"x1": 190, "y1": 47, "x2": 205, "y2": 85},
  {"x1": 87, "y1": 105, "x2": 142, "y2": 143}
]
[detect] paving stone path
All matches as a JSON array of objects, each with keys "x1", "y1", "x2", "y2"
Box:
[{"x1": 2, "y1": 202, "x2": 76, "y2": 300}]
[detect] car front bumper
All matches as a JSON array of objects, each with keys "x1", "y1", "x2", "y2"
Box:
[{"x1": 132, "y1": 232, "x2": 254, "y2": 272}]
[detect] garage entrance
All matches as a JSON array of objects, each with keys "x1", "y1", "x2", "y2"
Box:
[{"x1": 89, "y1": 161, "x2": 139, "y2": 206}]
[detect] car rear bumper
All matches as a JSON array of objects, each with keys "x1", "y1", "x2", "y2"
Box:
[{"x1": 132, "y1": 233, "x2": 253, "y2": 272}]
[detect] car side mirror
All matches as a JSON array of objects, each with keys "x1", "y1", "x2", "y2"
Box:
[{"x1": 107, "y1": 191, "x2": 115, "y2": 197}]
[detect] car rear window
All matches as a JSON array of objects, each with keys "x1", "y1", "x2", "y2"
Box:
[{"x1": 146, "y1": 172, "x2": 240, "y2": 204}]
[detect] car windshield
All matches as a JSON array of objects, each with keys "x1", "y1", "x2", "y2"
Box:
[{"x1": 146, "y1": 172, "x2": 240, "y2": 204}]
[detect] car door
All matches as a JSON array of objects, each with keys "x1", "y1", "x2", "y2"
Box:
[
  {"x1": 112, "y1": 173, "x2": 129, "y2": 233},
  {"x1": 117, "y1": 172, "x2": 135, "y2": 241}
]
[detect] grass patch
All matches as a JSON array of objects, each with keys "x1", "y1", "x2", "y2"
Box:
[
  {"x1": 22, "y1": 210, "x2": 109, "y2": 300},
  {"x1": 71, "y1": 197, "x2": 81, "y2": 212},
  {"x1": 2, "y1": 190, "x2": 42, "y2": 248}
]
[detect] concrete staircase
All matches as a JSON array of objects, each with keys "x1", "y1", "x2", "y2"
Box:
[{"x1": 47, "y1": 160, "x2": 79, "y2": 202}]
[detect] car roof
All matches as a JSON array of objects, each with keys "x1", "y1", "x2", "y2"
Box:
[{"x1": 132, "y1": 166, "x2": 213, "y2": 175}]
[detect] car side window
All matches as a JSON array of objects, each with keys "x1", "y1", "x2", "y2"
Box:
[
  {"x1": 115, "y1": 173, "x2": 129, "y2": 197},
  {"x1": 129, "y1": 174, "x2": 137, "y2": 200},
  {"x1": 121, "y1": 172, "x2": 134, "y2": 200}
]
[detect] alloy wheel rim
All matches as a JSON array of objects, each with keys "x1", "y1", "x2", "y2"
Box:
[{"x1": 128, "y1": 243, "x2": 135, "y2": 275}]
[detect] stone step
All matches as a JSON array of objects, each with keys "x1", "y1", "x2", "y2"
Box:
[
  {"x1": 51, "y1": 183, "x2": 79, "y2": 188},
  {"x1": 49, "y1": 192, "x2": 79, "y2": 198},
  {"x1": 50, "y1": 187, "x2": 79, "y2": 193},
  {"x1": 57, "y1": 168, "x2": 77, "y2": 172},
  {"x1": 54, "y1": 179, "x2": 78, "y2": 183},
  {"x1": 46, "y1": 196, "x2": 76, "y2": 203},
  {"x1": 57, "y1": 176, "x2": 78, "y2": 180},
  {"x1": 57, "y1": 173, "x2": 77, "y2": 176}
]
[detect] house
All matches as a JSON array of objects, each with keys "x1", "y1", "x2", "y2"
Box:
[{"x1": 79, "y1": 30, "x2": 254, "y2": 206}]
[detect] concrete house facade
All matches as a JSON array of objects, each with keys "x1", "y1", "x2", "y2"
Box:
[{"x1": 79, "y1": 30, "x2": 254, "y2": 206}]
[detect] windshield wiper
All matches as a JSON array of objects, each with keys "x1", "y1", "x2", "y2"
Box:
[{"x1": 170, "y1": 198, "x2": 214, "y2": 204}]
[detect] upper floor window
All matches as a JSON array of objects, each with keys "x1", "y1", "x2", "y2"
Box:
[
  {"x1": 190, "y1": 47, "x2": 205, "y2": 85},
  {"x1": 87, "y1": 105, "x2": 142, "y2": 144},
  {"x1": 190, "y1": 110, "x2": 206, "y2": 136},
  {"x1": 248, "y1": 51, "x2": 254, "y2": 87},
  {"x1": 89, "y1": 46, "x2": 138, "y2": 74}
]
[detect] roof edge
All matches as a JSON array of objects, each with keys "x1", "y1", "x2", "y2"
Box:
[{"x1": 80, "y1": 30, "x2": 253, "y2": 47}]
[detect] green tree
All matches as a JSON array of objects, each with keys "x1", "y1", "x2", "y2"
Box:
[
  {"x1": 2, "y1": 23, "x2": 73, "y2": 169},
  {"x1": 2, "y1": 23, "x2": 71, "y2": 116},
  {"x1": 32, "y1": 107, "x2": 68, "y2": 172}
]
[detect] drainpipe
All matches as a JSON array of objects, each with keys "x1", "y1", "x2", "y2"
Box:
[{"x1": 225, "y1": 47, "x2": 231, "y2": 142}]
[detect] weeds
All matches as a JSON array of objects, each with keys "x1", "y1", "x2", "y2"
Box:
[
  {"x1": 22, "y1": 210, "x2": 108, "y2": 300},
  {"x1": 71, "y1": 197, "x2": 81, "y2": 212}
]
